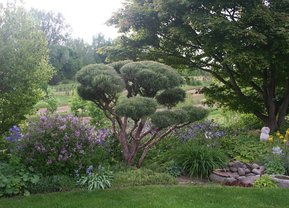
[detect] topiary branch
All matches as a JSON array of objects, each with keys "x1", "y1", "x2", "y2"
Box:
[
  {"x1": 129, "y1": 120, "x2": 139, "y2": 140},
  {"x1": 137, "y1": 125, "x2": 177, "y2": 167},
  {"x1": 139, "y1": 129, "x2": 160, "y2": 149}
]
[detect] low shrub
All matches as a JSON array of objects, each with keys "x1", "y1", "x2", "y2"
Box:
[
  {"x1": 253, "y1": 175, "x2": 278, "y2": 188},
  {"x1": 263, "y1": 157, "x2": 286, "y2": 175},
  {"x1": 0, "y1": 159, "x2": 39, "y2": 197},
  {"x1": 17, "y1": 114, "x2": 109, "y2": 176},
  {"x1": 165, "y1": 160, "x2": 182, "y2": 177},
  {"x1": 27, "y1": 175, "x2": 76, "y2": 194},
  {"x1": 113, "y1": 168, "x2": 177, "y2": 187},
  {"x1": 141, "y1": 135, "x2": 182, "y2": 173},
  {"x1": 219, "y1": 135, "x2": 269, "y2": 163},
  {"x1": 173, "y1": 141, "x2": 228, "y2": 178}
]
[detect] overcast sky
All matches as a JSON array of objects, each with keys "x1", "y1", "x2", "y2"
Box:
[{"x1": 20, "y1": 0, "x2": 125, "y2": 43}]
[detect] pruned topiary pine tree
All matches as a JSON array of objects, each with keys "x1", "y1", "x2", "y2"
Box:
[{"x1": 76, "y1": 61, "x2": 208, "y2": 167}]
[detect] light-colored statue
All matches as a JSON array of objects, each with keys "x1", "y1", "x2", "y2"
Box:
[{"x1": 260, "y1": 127, "x2": 270, "y2": 141}]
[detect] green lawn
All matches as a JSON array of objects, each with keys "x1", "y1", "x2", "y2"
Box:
[{"x1": 1, "y1": 186, "x2": 289, "y2": 208}]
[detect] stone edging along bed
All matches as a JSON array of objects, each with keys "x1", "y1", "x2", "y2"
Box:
[
  {"x1": 209, "y1": 160, "x2": 264, "y2": 186},
  {"x1": 210, "y1": 160, "x2": 289, "y2": 188}
]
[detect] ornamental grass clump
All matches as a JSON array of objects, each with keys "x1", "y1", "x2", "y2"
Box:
[
  {"x1": 173, "y1": 141, "x2": 228, "y2": 178},
  {"x1": 18, "y1": 114, "x2": 108, "y2": 176}
]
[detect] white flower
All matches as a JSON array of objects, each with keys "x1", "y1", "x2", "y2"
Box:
[{"x1": 272, "y1": 146, "x2": 283, "y2": 155}]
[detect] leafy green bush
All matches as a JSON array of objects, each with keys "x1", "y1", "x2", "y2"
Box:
[
  {"x1": 27, "y1": 175, "x2": 76, "y2": 194},
  {"x1": 219, "y1": 135, "x2": 269, "y2": 163},
  {"x1": 34, "y1": 95, "x2": 57, "y2": 113},
  {"x1": 208, "y1": 110, "x2": 262, "y2": 132},
  {"x1": 0, "y1": 161, "x2": 39, "y2": 197},
  {"x1": 264, "y1": 158, "x2": 286, "y2": 175},
  {"x1": 141, "y1": 135, "x2": 183, "y2": 173},
  {"x1": 113, "y1": 168, "x2": 177, "y2": 187},
  {"x1": 283, "y1": 156, "x2": 289, "y2": 175},
  {"x1": 70, "y1": 94, "x2": 109, "y2": 127},
  {"x1": 0, "y1": 137, "x2": 9, "y2": 162},
  {"x1": 78, "y1": 165, "x2": 113, "y2": 190},
  {"x1": 173, "y1": 142, "x2": 228, "y2": 178},
  {"x1": 253, "y1": 175, "x2": 278, "y2": 188},
  {"x1": 165, "y1": 161, "x2": 182, "y2": 177}
]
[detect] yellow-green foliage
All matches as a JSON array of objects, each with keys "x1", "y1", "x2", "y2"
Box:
[{"x1": 253, "y1": 175, "x2": 278, "y2": 188}]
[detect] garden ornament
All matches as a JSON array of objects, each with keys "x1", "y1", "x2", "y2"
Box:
[{"x1": 260, "y1": 127, "x2": 270, "y2": 141}]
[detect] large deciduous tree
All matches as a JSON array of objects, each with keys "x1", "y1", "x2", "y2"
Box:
[
  {"x1": 0, "y1": 3, "x2": 53, "y2": 134},
  {"x1": 30, "y1": 8, "x2": 71, "y2": 46},
  {"x1": 76, "y1": 61, "x2": 207, "y2": 167},
  {"x1": 108, "y1": 0, "x2": 289, "y2": 131}
]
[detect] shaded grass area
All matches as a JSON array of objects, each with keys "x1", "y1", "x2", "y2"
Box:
[
  {"x1": 1, "y1": 186, "x2": 289, "y2": 208},
  {"x1": 50, "y1": 84, "x2": 75, "y2": 106}
]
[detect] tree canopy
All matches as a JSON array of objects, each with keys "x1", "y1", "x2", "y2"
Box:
[
  {"x1": 76, "y1": 61, "x2": 207, "y2": 166},
  {"x1": 0, "y1": 3, "x2": 53, "y2": 134},
  {"x1": 108, "y1": 0, "x2": 289, "y2": 131},
  {"x1": 30, "y1": 8, "x2": 71, "y2": 46}
]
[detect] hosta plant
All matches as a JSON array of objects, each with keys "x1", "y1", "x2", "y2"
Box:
[{"x1": 78, "y1": 165, "x2": 113, "y2": 190}]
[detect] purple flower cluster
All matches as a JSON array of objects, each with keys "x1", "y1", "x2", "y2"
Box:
[
  {"x1": 175, "y1": 120, "x2": 226, "y2": 142},
  {"x1": 5, "y1": 125, "x2": 22, "y2": 143},
  {"x1": 95, "y1": 129, "x2": 111, "y2": 144},
  {"x1": 19, "y1": 114, "x2": 111, "y2": 175},
  {"x1": 86, "y1": 165, "x2": 94, "y2": 175}
]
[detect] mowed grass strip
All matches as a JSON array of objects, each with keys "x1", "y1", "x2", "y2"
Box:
[{"x1": 1, "y1": 186, "x2": 289, "y2": 208}]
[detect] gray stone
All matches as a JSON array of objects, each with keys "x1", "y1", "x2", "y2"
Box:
[
  {"x1": 259, "y1": 166, "x2": 265, "y2": 172},
  {"x1": 224, "y1": 177, "x2": 237, "y2": 183},
  {"x1": 228, "y1": 162, "x2": 235, "y2": 167},
  {"x1": 238, "y1": 168, "x2": 246, "y2": 176},
  {"x1": 251, "y1": 163, "x2": 259, "y2": 169},
  {"x1": 209, "y1": 173, "x2": 228, "y2": 184},
  {"x1": 244, "y1": 168, "x2": 251, "y2": 174},
  {"x1": 227, "y1": 172, "x2": 240, "y2": 179},
  {"x1": 240, "y1": 175, "x2": 260, "y2": 186},
  {"x1": 245, "y1": 173, "x2": 256, "y2": 177},
  {"x1": 237, "y1": 176, "x2": 246, "y2": 180},
  {"x1": 213, "y1": 169, "x2": 230, "y2": 177},
  {"x1": 230, "y1": 167, "x2": 238, "y2": 172},
  {"x1": 252, "y1": 168, "x2": 262, "y2": 175},
  {"x1": 272, "y1": 175, "x2": 289, "y2": 188},
  {"x1": 232, "y1": 161, "x2": 243, "y2": 169}
]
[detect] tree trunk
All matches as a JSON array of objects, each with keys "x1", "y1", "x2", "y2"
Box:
[
  {"x1": 266, "y1": 118, "x2": 279, "y2": 132},
  {"x1": 127, "y1": 140, "x2": 140, "y2": 166},
  {"x1": 119, "y1": 130, "x2": 130, "y2": 162},
  {"x1": 137, "y1": 147, "x2": 149, "y2": 168}
]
